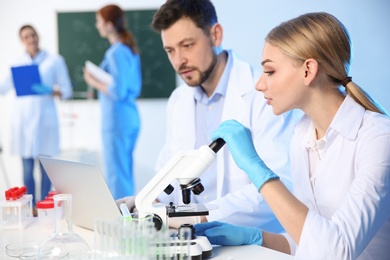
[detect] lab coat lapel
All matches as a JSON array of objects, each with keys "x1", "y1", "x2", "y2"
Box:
[
  {"x1": 299, "y1": 148, "x2": 317, "y2": 209},
  {"x1": 292, "y1": 119, "x2": 318, "y2": 210},
  {"x1": 220, "y1": 52, "x2": 253, "y2": 123},
  {"x1": 216, "y1": 51, "x2": 255, "y2": 198},
  {"x1": 174, "y1": 88, "x2": 196, "y2": 150}
]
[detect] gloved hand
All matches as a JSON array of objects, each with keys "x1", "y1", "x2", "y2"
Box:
[
  {"x1": 115, "y1": 196, "x2": 136, "y2": 213},
  {"x1": 211, "y1": 119, "x2": 279, "y2": 190},
  {"x1": 195, "y1": 221, "x2": 263, "y2": 246},
  {"x1": 32, "y1": 83, "x2": 53, "y2": 95}
]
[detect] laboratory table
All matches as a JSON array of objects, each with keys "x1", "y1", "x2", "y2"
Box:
[{"x1": 1, "y1": 218, "x2": 293, "y2": 259}]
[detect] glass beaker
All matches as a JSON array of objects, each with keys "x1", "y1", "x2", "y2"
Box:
[{"x1": 37, "y1": 194, "x2": 90, "y2": 259}]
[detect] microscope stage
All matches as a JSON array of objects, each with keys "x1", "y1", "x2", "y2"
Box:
[{"x1": 167, "y1": 203, "x2": 209, "y2": 217}]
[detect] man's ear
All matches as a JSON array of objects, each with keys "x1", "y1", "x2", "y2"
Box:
[
  {"x1": 211, "y1": 23, "x2": 223, "y2": 47},
  {"x1": 303, "y1": 58, "x2": 319, "y2": 86}
]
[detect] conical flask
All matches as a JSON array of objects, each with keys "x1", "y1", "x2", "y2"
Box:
[{"x1": 37, "y1": 194, "x2": 90, "y2": 259}]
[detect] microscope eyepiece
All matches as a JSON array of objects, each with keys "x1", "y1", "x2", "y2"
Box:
[
  {"x1": 176, "y1": 140, "x2": 225, "y2": 205},
  {"x1": 209, "y1": 138, "x2": 226, "y2": 153}
]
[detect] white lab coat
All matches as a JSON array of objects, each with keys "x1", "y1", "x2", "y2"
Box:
[
  {"x1": 290, "y1": 95, "x2": 390, "y2": 259},
  {"x1": 156, "y1": 50, "x2": 298, "y2": 231},
  {"x1": 0, "y1": 50, "x2": 72, "y2": 157}
]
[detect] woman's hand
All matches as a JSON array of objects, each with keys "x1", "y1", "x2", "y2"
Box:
[
  {"x1": 31, "y1": 84, "x2": 53, "y2": 95},
  {"x1": 211, "y1": 120, "x2": 279, "y2": 190},
  {"x1": 83, "y1": 68, "x2": 108, "y2": 94},
  {"x1": 115, "y1": 196, "x2": 136, "y2": 213},
  {"x1": 195, "y1": 221, "x2": 263, "y2": 246},
  {"x1": 83, "y1": 68, "x2": 96, "y2": 88}
]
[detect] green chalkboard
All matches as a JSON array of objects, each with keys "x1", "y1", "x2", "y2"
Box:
[{"x1": 57, "y1": 10, "x2": 176, "y2": 99}]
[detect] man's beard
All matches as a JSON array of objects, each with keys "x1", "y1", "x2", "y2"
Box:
[{"x1": 180, "y1": 51, "x2": 218, "y2": 87}]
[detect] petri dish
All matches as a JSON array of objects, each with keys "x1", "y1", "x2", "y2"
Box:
[
  {"x1": 19, "y1": 248, "x2": 68, "y2": 259},
  {"x1": 5, "y1": 241, "x2": 40, "y2": 258}
]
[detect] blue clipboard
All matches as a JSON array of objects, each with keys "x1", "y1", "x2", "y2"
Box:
[{"x1": 11, "y1": 64, "x2": 42, "y2": 96}]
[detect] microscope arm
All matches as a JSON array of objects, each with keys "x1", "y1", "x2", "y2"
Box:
[
  {"x1": 135, "y1": 146, "x2": 215, "y2": 224},
  {"x1": 135, "y1": 139, "x2": 225, "y2": 230}
]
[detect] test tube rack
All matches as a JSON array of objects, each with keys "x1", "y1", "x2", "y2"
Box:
[{"x1": 0, "y1": 194, "x2": 34, "y2": 229}]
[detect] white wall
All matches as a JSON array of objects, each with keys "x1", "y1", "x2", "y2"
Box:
[
  {"x1": 1, "y1": 0, "x2": 390, "y2": 194},
  {"x1": 214, "y1": 0, "x2": 390, "y2": 111}
]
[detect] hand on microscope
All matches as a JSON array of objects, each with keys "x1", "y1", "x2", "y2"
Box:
[
  {"x1": 115, "y1": 196, "x2": 162, "y2": 214},
  {"x1": 115, "y1": 196, "x2": 137, "y2": 213},
  {"x1": 195, "y1": 221, "x2": 263, "y2": 246}
]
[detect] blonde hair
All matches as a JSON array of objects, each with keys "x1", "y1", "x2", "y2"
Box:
[{"x1": 266, "y1": 12, "x2": 387, "y2": 115}]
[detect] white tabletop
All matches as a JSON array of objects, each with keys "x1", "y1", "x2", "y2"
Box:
[{"x1": 1, "y1": 218, "x2": 293, "y2": 259}]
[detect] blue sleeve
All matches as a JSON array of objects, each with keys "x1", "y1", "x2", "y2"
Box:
[{"x1": 105, "y1": 46, "x2": 142, "y2": 101}]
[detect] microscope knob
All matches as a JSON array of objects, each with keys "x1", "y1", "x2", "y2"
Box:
[
  {"x1": 191, "y1": 182, "x2": 204, "y2": 195},
  {"x1": 178, "y1": 224, "x2": 213, "y2": 258},
  {"x1": 164, "y1": 184, "x2": 174, "y2": 195},
  {"x1": 152, "y1": 214, "x2": 163, "y2": 231},
  {"x1": 178, "y1": 223, "x2": 196, "y2": 240}
]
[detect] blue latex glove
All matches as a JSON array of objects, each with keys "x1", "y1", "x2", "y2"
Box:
[
  {"x1": 211, "y1": 119, "x2": 279, "y2": 190},
  {"x1": 195, "y1": 221, "x2": 263, "y2": 246},
  {"x1": 31, "y1": 83, "x2": 53, "y2": 95}
]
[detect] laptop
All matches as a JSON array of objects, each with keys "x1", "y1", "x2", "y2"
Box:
[{"x1": 39, "y1": 156, "x2": 122, "y2": 230}]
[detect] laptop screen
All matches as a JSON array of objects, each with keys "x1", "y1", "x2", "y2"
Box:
[{"x1": 39, "y1": 156, "x2": 122, "y2": 230}]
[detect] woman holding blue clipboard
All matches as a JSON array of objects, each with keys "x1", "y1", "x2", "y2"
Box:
[{"x1": 0, "y1": 25, "x2": 72, "y2": 214}]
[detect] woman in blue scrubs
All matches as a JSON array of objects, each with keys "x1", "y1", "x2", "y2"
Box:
[{"x1": 84, "y1": 4, "x2": 142, "y2": 199}]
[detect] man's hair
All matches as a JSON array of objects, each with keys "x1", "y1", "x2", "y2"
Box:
[
  {"x1": 19, "y1": 24, "x2": 37, "y2": 37},
  {"x1": 151, "y1": 0, "x2": 218, "y2": 35}
]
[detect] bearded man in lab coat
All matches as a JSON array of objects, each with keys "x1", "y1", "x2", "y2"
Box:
[
  {"x1": 0, "y1": 25, "x2": 72, "y2": 210},
  {"x1": 117, "y1": 0, "x2": 298, "y2": 232}
]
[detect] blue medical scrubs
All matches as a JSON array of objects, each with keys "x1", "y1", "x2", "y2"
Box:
[{"x1": 99, "y1": 42, "x2": 142, "y2": 199}]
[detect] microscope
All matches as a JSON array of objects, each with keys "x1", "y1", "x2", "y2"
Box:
[{"x1": 135, "y1": 138, "x2": 225, "y2": 259}]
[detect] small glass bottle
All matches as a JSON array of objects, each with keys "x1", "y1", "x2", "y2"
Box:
[
  {"x1": 36, "y1": 199, "x2": 55, "y2": 230},
  {"x1": 37, "y1": 194, "x2": 90, "y2": 259}
]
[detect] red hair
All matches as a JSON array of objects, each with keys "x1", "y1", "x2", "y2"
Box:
[{"x1": 98, "y1": 4, "x2": 139, "y2": 54}]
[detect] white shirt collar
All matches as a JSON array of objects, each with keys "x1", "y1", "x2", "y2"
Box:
[{"x1": 297, "y1": 95, "x2": 366, "y2": 144}]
